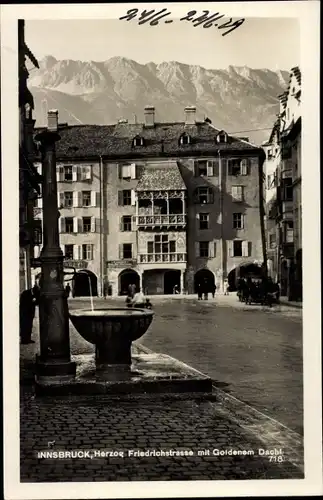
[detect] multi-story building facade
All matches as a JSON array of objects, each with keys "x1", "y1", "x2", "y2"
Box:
[
  {"x1": 264, "y1": 66, "x2": 302, "y2": 300},
  {"x1": 262, "y1": 121, "x2": 281, "y2": 282},
  {"x1": 35, "y1": 106, "x2": 266, "y2": 296},
  {"x1": 18, "y1": 19, "x2": 42, "y2": 292}
]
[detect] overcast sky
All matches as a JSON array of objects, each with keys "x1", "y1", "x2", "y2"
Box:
[{"x1": 25, "y1": 18, "x2": 299, "y2": 71}]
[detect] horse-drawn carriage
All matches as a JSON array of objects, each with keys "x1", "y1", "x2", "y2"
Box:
[{"x1": 237, "y1": 276, "x2": 279, "y2": 307}]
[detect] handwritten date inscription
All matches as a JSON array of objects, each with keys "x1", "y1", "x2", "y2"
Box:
[{"x1": 119, "y1": 9, "x2": 244, "y2": 36}]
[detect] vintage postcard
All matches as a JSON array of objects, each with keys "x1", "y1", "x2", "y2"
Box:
[{"x1": 1, "y1": 1, "x2": 322, "y2": 498}]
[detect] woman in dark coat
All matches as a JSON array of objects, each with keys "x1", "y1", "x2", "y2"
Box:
[{"x1": 20, "y1": 284, "x2": 40, "y2": 344}]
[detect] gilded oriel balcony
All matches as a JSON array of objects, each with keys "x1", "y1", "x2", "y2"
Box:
[{"x1": 136, "y1": 213, "x2": 186, "y2": 228}]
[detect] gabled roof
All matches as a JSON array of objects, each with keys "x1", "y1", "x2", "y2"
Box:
[
  {"x1": 136, "y1": 161, "x2": 186, "y2": 191},
  {"x1": 34, "y1": 121, "x2": 262, "y2": 160}
]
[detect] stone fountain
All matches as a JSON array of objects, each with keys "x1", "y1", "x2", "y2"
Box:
[{"x1": 69, "y1": 308, "x2": 154, "y2": 374}]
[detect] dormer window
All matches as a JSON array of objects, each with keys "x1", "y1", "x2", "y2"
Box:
[
  {"x1": 133, "y1": 135, "x2": 144, "y2": 147},
  {"x1": 216, "y1": 131, "x2": 228, "y2": 144},
  {"x1": 179, "y1": 133, "x2": 191, "y2": 145}
]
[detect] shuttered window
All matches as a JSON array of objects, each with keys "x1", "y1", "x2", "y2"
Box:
[
  {"x1": 231, "y1": 186, "x2": 243, "y2": 201},
  {"x1": 64, "y1": 244, "x2": 74, "y2": 260},
  {"x1": 233, "y1": 213, "x2": 244, "y2": 229},
  {"x1": 82, "y1": 191, "x2": 91, "y2": 206},
  {"x1": 228, "y1": 240, "x2": 251, "y2": 257},
  {"x1": 82, "y1": 244, "x2": 94, "y2": 261},
  {"x1": 80, "y1": 165, "x2": 93, "y2": 181}
]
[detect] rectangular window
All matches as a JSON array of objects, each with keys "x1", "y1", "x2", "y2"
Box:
[
  {"x1": 80, "y1": 165, "x2": 92, "y2": 181},
  {"x1": 64, "y1": 165, "x2": 73, "y2": 181},
  {"x1": 231, "y1": 186, "x2": 243, "y2": 201},
  {"x1": 197, "y1": 160, "x2": 207, "y2": 177},
  {"x1": 82, "y1": 191, "x2": 91, "y2": 207},
  {"x1": 195, "y1": 187, "x2": 213, "y2": 204},
  {"x1": 65, "y1": 217, "x2": 74, "y2": 234},
  {"x1": 65, "y1": 244, "x2": 74, "y2": 259},
  {"x1": 233, "y1": 240, "x2": 242, "y2": 257},
  {"x1": 233, "y1": 213, "x2": 244, "y2": 229},
  {"x1": 285, "y1": 186, "x2": 293, "y2": 201},
  {"x1": 82, "y1": 217, "x2": 91, "y2": 233},
  {"x1": 82, "y1": 244, "x2": 93, "y2": 261},
  {"x1": 122, "y1": 215, "x2": 132, "y2": 231},
  {"x1": 64, "y1": 192, "x2": 73, "y2": 208},
  {"x1": 199, "y1": 213, "x2": 209, "y2": 230},
  {"x1": 123, "y1": 190, "x2": 131, "y2": 206},
  {"x1": 123, "y1": 243, "x2": 132, "y2": 259},
  {"x1": 228, "y1": 159, "x2": 248, "y2": 176},
  {"x1": 228, "y1": 159, "x2": 241, "y2": 176},
  {"x1": 199, "y1": 241, "x2": 209, "y2": 258},
  {"x1": 147, "y1": 236, "x2": 176, "y2": 255}
]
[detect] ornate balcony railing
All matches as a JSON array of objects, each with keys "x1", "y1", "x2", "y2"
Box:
[
  {"x1": 137, "y1": 214, "x2": 186, "y2": 227},
  {"x1": 139, "y1": 252, "x2": 187, "y2": 264}
]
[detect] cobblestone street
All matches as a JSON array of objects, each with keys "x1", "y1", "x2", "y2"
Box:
[{"x1": 20, "y1": 295, "x2": 303, "y2": 482}]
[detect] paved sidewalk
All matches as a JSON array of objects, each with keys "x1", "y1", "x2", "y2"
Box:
[
  {"x1": 20, "y1": 316, "x2": 304, "y2": 482},
  {"x1": 279, "y1": 296, "x2": 302, "y2": 309}
]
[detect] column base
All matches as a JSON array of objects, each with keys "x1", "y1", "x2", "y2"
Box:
[{"x1": 35, "y1": 354, "x2": 76, "y2": 384}]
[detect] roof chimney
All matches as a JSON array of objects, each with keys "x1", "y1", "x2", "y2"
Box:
[
  {"x1": 184, "y1": 106, "x2": 196, "y2": 125},
  {"x1": 47, "y1": 109, "x2": 58, "y2": 132},
  {"x1": 144, "y1": 105, "x2": 155, "y2": 128}
]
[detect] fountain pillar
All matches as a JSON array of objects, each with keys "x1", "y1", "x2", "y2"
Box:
[{"x1": 35, "y1": 110, "x2": 76, "y2": 383}]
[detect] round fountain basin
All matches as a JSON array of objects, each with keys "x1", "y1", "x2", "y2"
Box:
[{"x1": 69, "y1": 308, "x2": 154, "y2": 346}]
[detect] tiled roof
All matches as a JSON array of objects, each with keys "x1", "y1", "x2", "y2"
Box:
[
  {"x1": 136, "y1": 161, "x2": 186, "y2": 191},
  {"x1": 34, "y1": 121, "x2": 262, "y2": 160}
]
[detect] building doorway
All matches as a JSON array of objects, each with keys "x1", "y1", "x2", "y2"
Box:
[
  {"x1": 73, "y1": 270, "x2": 98, "y2": 297},
  {"x1": 119, "y1": 269, "x2": 140, "y2": 296},
  {"x1": 164, "y1": 270, "x2": 181, "y2": 294},
  {"x1": 194, "y1": 269, "x2": 215, "y2": 294}
]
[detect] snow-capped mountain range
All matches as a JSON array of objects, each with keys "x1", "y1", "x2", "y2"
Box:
[{"x1": 29, "y1": 56, "x2": 289, "y2": 144}]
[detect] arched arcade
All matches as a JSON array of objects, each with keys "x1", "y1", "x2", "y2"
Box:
[
  {"x1": 118, "y1": 269, "x2": 140, "y2": 296},
  {"x1": 194, "y1": 268, "x2": 215, "y2": 294}
]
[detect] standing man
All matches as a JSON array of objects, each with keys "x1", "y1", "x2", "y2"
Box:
[
  {"x1": 65, "y1": 283, "x2": 71, "y2": 298},
  {"x1": 203, "y1": 278, "x2": 208, "y2": 300},
  {"x1": 20, "y1": 283, "x2": 40, "y2": 344}
]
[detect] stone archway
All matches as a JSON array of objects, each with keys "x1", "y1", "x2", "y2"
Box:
[
  {"x1": 72, "y1": 269, "x2": 98, "y2": 297},
  {"x1": 164, "y1": 270, "x2": 181, "y2": 294},
  {"x1": 194, "y1": 268, "x2": 215, "y2": 294},
  {"x1": 119, "y1": 269, "x2": 140, "y2": 296}
]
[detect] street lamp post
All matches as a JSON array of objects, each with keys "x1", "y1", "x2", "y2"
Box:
[{"x1": 35, "y1": 110, "x2": 76, "y2": 383}]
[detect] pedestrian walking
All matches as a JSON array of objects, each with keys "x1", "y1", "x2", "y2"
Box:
[
  {"x1": 212, "y1": 283, "x2": 217, "y2": 298},
  {"x1": 20, "y1": 284, "x2": 40, "y2": 344},
  {"x1": 197, "y1": 283, "x2": 202, "y2": 300},
  {"x1": 65, "y1": 283, "x2": 71, "y2": 298},
  {"x1": 224, "y1": 279, "x2": 229, "y2": 295}
]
